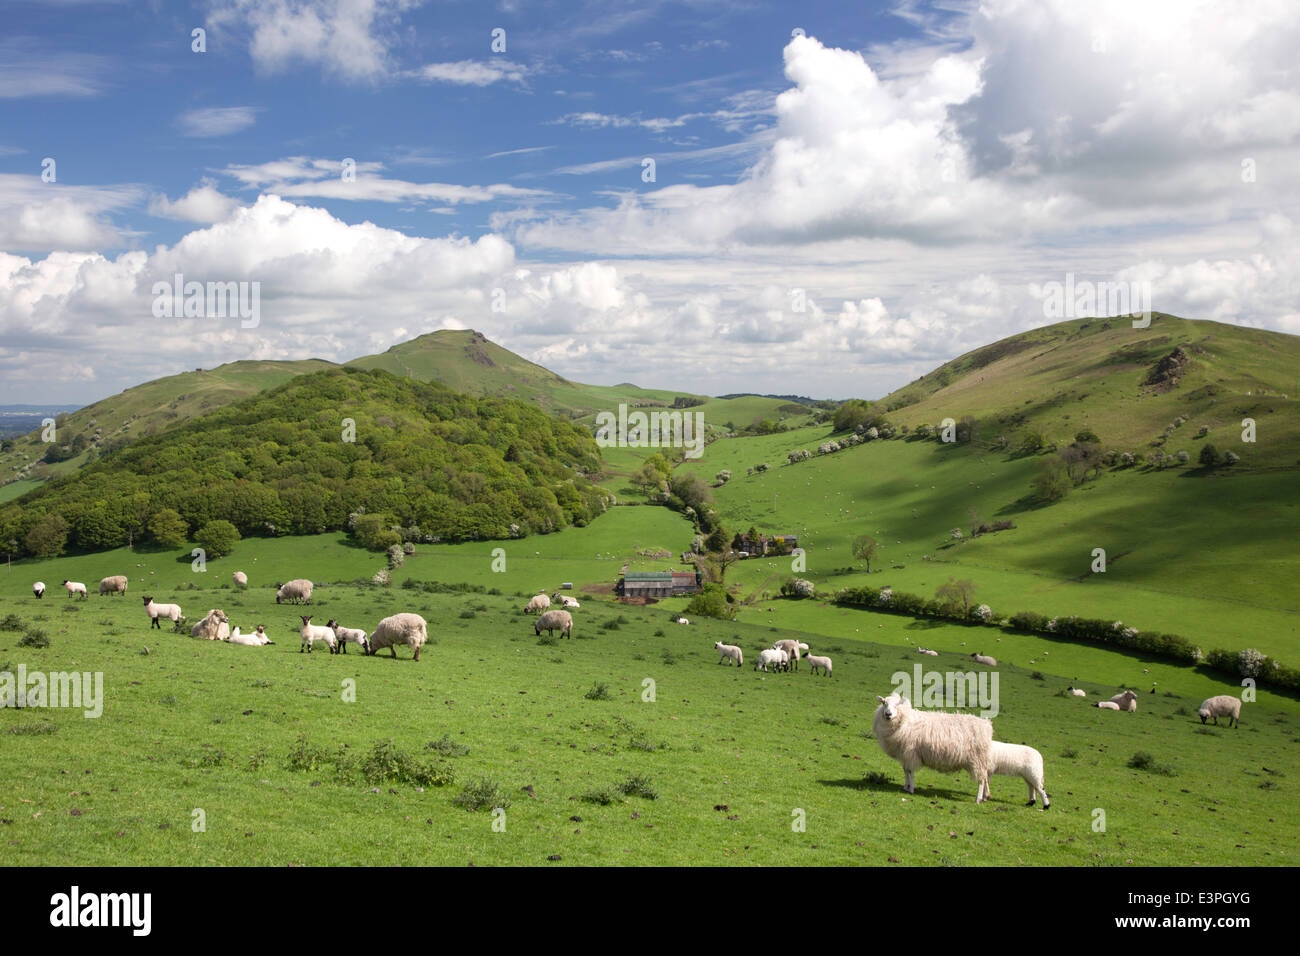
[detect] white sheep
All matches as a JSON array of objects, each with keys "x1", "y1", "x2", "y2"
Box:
[
  {"x1": 62, "y1": 579, "x2": 88, "y2": 599},
  {"x1": 971, "y1": 652, "x2": 997, "y2": 666},
  {"x1": 1096, "y1": 701, "x2": 1121, "y2": 710},
  {"x1": 327, "y1": 619, "x2": 370, "y2": 655},
  {"x1": 142, "y1": 595, "x2": 183, "y2": 629},
  {"x1": 755, "y1": 647, "x2": 788, "y2": 672},
  {"x1": 1067, "y1": 686, "x2": 1087, "y2": 697},
  {"x1": 714, "y1": 642, "x2": 743, "y2": 666},
  {"x1": 535, "y1": 609, "x2": 574, "y2": 639},
  {"x1": 98, "y1": 575, "x2": 128, "y2": 596},
  {"x1": 773, "y1": 639, "x2": 803, "y2": 671},
  {"x1": 676, "y1": 617, "x2": 689, "y2": 625},
  {"x1": 233, "y1": 571, "x2": 248, "y2": 588},
  {"x1": 275, "y1": 579, "x2": 314, "y2": 605},
  {"x1": 872, "y1": 693, "x2": 993, "y2": 803},
  {"x1": 32, "y1": 581, "x2": 45, "y2": 599},
  {"x1": 226, "y1": 626, "x2": 273, "y2": 647},
  {"x1": 1106, "y1": 690, "x2": 1138, "y2": 712},
  {"x1": 806, "y1": 654, "x2": 833, "y2": 677},
  {"x1": 917, "y1": 647, "x2": 939, "y2": 656},
  {"x1": 524, "y1": 593, "x2": 551, "y2": 613},
  {"x1": 1197, "y1": 695, "x2": 1242, "y2": 728},
  {"x1": 190, "y1": 608, "x2": 228, "y2": 640},
  {"x1": 299, "y1": 616, "x2": 337, "y2": 654},
  {"x1": 983, "y1": 741, "x2": 1050, "y2": 808},
  {"x1": 551, "y1": 592, "x2": 580, "y2": 608},
  {"x1": 368, "y1": 612, "x2": 428, "y2": 661}
]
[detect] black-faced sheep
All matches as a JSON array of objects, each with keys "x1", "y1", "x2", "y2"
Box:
[
  {"x1": 32, "y1": 581, "x2": 45, "y2": 599},
  {"x1": 62, "y1": 579, "x2": 88, "y2": 599},
  {"x1": 143, "y1": 595, "x2": 183, "y2": 629},
  {"x1": 326, "y1": 619, "x2": 370, "y2": 655},
  {"x1": 715, "y1": 642, "x2": 743, "y2": 666},
  {"x1": 299, "y1": 616, "x2": 337, "y2": 654}
]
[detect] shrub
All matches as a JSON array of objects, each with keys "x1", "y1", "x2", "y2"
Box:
[
  {"x1": 584, "y1": 682, "x2": 613, "y2": 701},
  {"x1": 617, "y1": 774, "x2": 659, "y2": 800},
  {"x1": 18, "y1": 630, "x2": 49, "y2": 649},
  {"x1": 452, "y1": 777, "x2": 510, "y2": 812},
  {"x1": 780, "y1": 577, "x2": 815, "y2": 598},
  {"x1": 1127, "y1": 751, "x2": 1175, "y2": 776},
  {"x1": 194, "y1": 519, "x2": 240, "y2": 558},
  {"x1": 426, "y1": 733, "x2": 470, "y2": 757},
  {"x1": 0, "y1": 614, "x2": 24, "y2": 631},
  {"x1": 358, "y1": 740, "x2": 454, "y2": 788},
  {"x1": 581, "y1": 788, "x2": 616, "y2": 805},
  {"x1": 685, "y1": 583, "x2": 736, "y2": 621}
]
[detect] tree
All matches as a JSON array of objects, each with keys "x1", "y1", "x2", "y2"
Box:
[
  {"x1": 195, "y1": 519, "x2": 240, "y2": 558},
  {"x1": 935, "y1": 577, "x2": 976, "y2": 613},
  {"x1": 684, "y1": 582, "x2": 736, "y2": 620},
  {"x1": 1074, "y1": 429, "x2": 1101, "y2": 445},
  {"x1": 705, "y1": 525, "x2": 730, "y2": 553},
  {"x1": 148, "y1": 508, "x2": 189, "y2": 547},
  {"x1": 24, "y1": 513, "x2": 69, "y2": 558},
  {"x1": 955, "y1": 416, "x2": 979, "y2": 443},
  {"x1": 851, "y1": 534, "x2": 879, "y2": 572},
  {"x1": 1031, "y1": 457, "x2": 1072, "y2": 501},
  {"x1": 831, "y1": 399, "x2": 872, "y2": 433},
  {"x1": 1017, "y1": 431, "x2": 1046, "y2": 455},
  {"x1": 1199, "y1": 443, "x2": 1220, "y2": 467}
]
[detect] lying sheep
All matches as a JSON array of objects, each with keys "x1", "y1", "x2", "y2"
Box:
[
  {"x1": 143, "y1": 595, "x2": 183, "y2": 629},
  {"x1": 1096, "y1": 701, "x2": 1121, "y2": 710},
  {"x1": 755, "y1": 647, "x2": 788, "y2": 672},
  {"x1": 368, "y1": 612, "x2": 428, "y2": 661},
  {"x1": 275, "y1": 579, "x2": 313, "y2": 605},
  {"x1": 98, "y1": 575, "x2": 128, "y2": 596},
  {"x1": 872, "y1": 693, "x2": 993, "y2": 803},
  {"x1": 62, "y1": 579, "x2": 88, "y2": 599},
  {"x1": 551, "y1": 593, "x2": 580, "y2": 608},
  {"x1": 971, "y1": 652, "x2": 997, "y2": 666},
  {"x1": 1067, "y1": 686, "x2": 1087, "y2": 697},
  {"x1": 226, "y1": 625, "x2": 273, "y2": 647},
  {"x1": 917, "y1": 647, "x2": 939, "y2": 656},
  {"x1": 806, "y1": 654, "x2": 833, "y2": 677},
  {"x1": 327, "y1": 619, "x2": 370, "y2": 655},
  {"x1": 715, "y1": 642, "x2": 743, "y2": 666},
  {"x1": 32, "y1": 581, "x2": 45, "y2": 599},
  {"x1": 535, "y1": 609, "x2": 574, "y2": 640},
  {"x1": 524, "y1": 594, "x2": 551, "y2": 613},
  {"x1": 190, "y1": 608, "x2": 228, "y2": 640},
  {"x1": 299, "y1": 616, "x2": 337, "y2": 654},
  {"x1": 233, "y1": 571, "x2": 248, "y2": 588},
  {"x1": 1108, "y1": 690, "x2": 1138, "y2": 712},
  {"x1": 773, "y1": 639, "x2": 803, "y2": 671},
  {"x1": 675, "y1": 617, "x2": 689, "y2": 625},
  {"x1": 1197, "y1": 695, "x2": 1242, "y2": 728},
  {"x1": 984, "y1": 741, "x2": 1050, "y2": 808}
]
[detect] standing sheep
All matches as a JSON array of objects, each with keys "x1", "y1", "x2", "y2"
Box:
[
  {"x1": 275, "y1": 579, "x2": 314, "y2": 605},
  {"x1": 755, "y1": 647, "x2": 788, "y2": 672},
  {"x1": 773, "y1": 639, "x2": 803, "y2": 671},
  {"x1": 327, "y1": 619, "x2": 370, "y2": 655},
  {"x1": 62, "y1": 580, "x2": 88, "y2": 599},
  {"x1": 233, "y1": 571, "x2": 248, "y2": 588},
  {"x1": 535, "y1": 609, "x2": 574, "y2": 640},
  {"x1": 872, "y1": 693, "x2": 994, "y2": 803},
  {"x1": 1197, "y1": 695, "x2": 1242, "y2": 728},
  {"x1": 984, "y1": 741, "x2": 1050, "y2": 809},
  {"x1": 368, "y1": 613, "x2": 428, "y2": 661},
  {"x1": 98, "y1": 575, "x2": 128, "y2": 596},
  {"x1": 524, "y1": 594, "x2": 551, "y2": 613},
  {"x1": 299, "y1": 616, "x2": 338, "y2": 654},
  {"x1": 714, "y1": 642, "x2": 743, "y2": 666},
  {"x1": 143, "y1": 595, "x2": 183, "y2": 629},
  {"x1": 32, "y1": 581, "x2": 45, "y2": 599},
  {"x1": 806, "y1": 654, "x2": 833, "y2": 676}
]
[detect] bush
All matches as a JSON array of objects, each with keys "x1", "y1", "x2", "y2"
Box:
[
  {"x1": 684, "y1": 583, "x2": 736, "y2": 621},
  {"x1": 18, "y1": 630, "x2": 49, "y2": 649},
  {"x1": 452, "y1": 777, "x2": 510, "y2": 811},
  {"x1": 617, "y1": 774, "x2": 659, "y2": 800},
  {"x1": 358, "y1": 740, "x2": 454, "y2": 788},
  {"x1": 1127, "y1": 751, "x2": 1175, "y2": 776},
  {"x1": 195, "y1": 519, "x2": 240, "y2": 558},
  {"x1": 426, "y1": 734, "x2": 470, "y2": 757},
  {"x1": 780, "y1": 577, "x2": 815, "y2": 599},
  {"x1": 584, "y1": 682, "x2": 613, "y2": 701}
]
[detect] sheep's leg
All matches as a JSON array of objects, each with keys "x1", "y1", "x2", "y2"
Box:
[
  {"x1": 903, "y1": 768, "x2": 915, "y2": 793},
  {"x1": 390, "y1": 647, "x2": 397, "y2": 658},
  {"x1": 413, "y1": 646, "x2": 421, "y2": 662}
]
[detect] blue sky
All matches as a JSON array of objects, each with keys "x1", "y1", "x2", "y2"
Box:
[{"x1": 2, "y1": 0, "x2": 1299, "y2": 404}]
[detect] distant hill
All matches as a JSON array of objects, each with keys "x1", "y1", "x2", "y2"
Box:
[{"x1": 0, "y1": 405, "x2": 81, "y2": 439}]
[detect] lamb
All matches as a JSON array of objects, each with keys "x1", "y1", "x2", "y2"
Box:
[
  {"x1": 142, "y1": 595, "x2": 183, "y2": 629},
  {"x1": 551, "y1": 593, "x2": 580, "y2": 608},
  {"x1": 1067, "y1": 686, "x2": 1087, "y2": 697},
  {"x1": 872, "y1": 693, "x2": 993, "y2": 803},
  {"x1": 367, "y1": 612, "x2": 428, "y2": 661},
  {"x1": 275, "y1": 579, "x2": 313, "y2": 605},
  {"x1": 32, "y1": 581, "x2": 45, "y2": 599},
  {"x1": 327, "y1": 619, "x2": 370, "y2": 655},
  {"x1": 755, "y1": 647, "x2": 788, "y2": 672},
  {"x1": 983, "y1": 741, "x2": 1050, "y2": 808},
  {"x1": 524, "y1": 593, "x2": 551, "y2": 613},
  {"x1": 773, "y1": 639, "x2": 803, "y2": 671},
  {"x1": 971, "y1": 652, "x2": 998, "y2": 666},
  {"x1": 535, "y1": 609, "x2": 574, "y2": 640},
  {"x1": 1197, "y1": 694, "x2": 1242, "y2": 728},
  {"x1": 62, "y1": 579, "x2": 88, "y2": 599},
  {"x1": 232, "y1": 571, "x2": 248, "y2": 588},
  {"x1": 98, "y1": 575, "x2": 128, "y2": 596},
  {"x1": 226, "y1": 626, "x2": 273, "y2": 647},
  {"x1": 714, "y1": 642, "x2": 743, "y2": 666},
  {"x1": 675, "y1": 617, "x2": 689, "y2": 625},
  {"x1": 299, "y1": 616, "x2": 338, "y2": 654},
  {"x1": 190, "y1": 608, "x2": 229, "y2": 640},
  {"x1": 806, "y1": 654, "x2": 833, "y2": 677},
  {"x1": 1096, "y1": 701, "x2": 1121, "y2": 710}
]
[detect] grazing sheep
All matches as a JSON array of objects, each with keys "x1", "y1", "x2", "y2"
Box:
[
  {"x1": 327, "y1": 619, "x2": 370, "y2": 655},
  {"x1": 971, "y1": 652, "x2": 998, "y2": 666},
  {"x1": 32, "y1": 581, "x2": 45, "y2": 599},
  {"x1": 524, "y1": 594, "x2": 551, "y2": 613},
  {"x1": 714, "y1": 642, "x2": 743, "y2": 666},
  {"x1": 1108, "y1": 690, "x2": 1138, "y2": 712},
  {"x1": 535, "y1": 609, "x2": 574, "y2": 640},
  {"x1": 1096, "y1": 701, "x2": 1121, "y2": 710},
  {"x1": 98, "y1": 575, "x2": 129, "y2": 596},
  {"x1": 1197, "y1": 695, "x2": 1242, "y2": 728},
  {"x1": 275, "y1": 579, "x2": 314, "y2": 605},
  {"x1": 806, "y1": 654, "x2": 833, "y2": 677},
  {"x1": 299, "y1": 616, "x2": 337, "y2": 654},
  {"x1": 984, "y1": 741, "x2": 1050, "y2": 808},
  {"x1": 233, "y1": 571, "x2": 248, "y2": 588},
  {"x1": 755, "y1": 647, "x2": 789, "y2": 672},
  {"x1": 872, "y1": 693, "x2": 993, "y2": 803},
  {"x1": 1067, "y1": 686, "x2": 1087, "y2": 697},
  {"x1": 190, "y1": 608, "x2": 229, "y2": 640},
  {"x1": 62, "y1": 579, "x2": 88, "y2": 599},
  {"x1": 142, "y1": 595, "x2": 183, "y2": 629},
  {"x1": 773, "y1": 639, "x2": 803, "y2": 671},
  {"x1": 368, "y1": 612, "x2": 428, "y2": 661}
]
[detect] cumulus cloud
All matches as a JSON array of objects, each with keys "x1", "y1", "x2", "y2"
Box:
[
  {"x1": 148, "y1": 182, "x2": 245, "y2": 224},
  {"x1": 0, "y1": 174, "x2": 141, "y2": 251}
]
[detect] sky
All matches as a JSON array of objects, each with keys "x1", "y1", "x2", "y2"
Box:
[{"x1": 2, "y1": 0, "x2": 1299, "y2": 405}]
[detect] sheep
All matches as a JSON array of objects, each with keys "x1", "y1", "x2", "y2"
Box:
[
  {"x1": 233, "y1": 571, "x2": 248, "y2": 588},
  {"x1": 367, "y1": 612, "x2": 428, "y2": 661},
  {"x1": 983, "y1": 741, "x2": 1050, "y2": 808},
  {"x1": 190, "y1": 608, "x2": 229, "y2": 640},
  {"x1": 275, "y1": 579, "x2": 314, "y2": 605},
  {"x1": 806, "y1": 654, "x2": 833, "y2": 677},
  {"x1": 551, "y1": 592, "x2": 580, "y2": 608},
  {"x1": 917, "y1": 647, "x2": 939, "y2": 656},
  {"x1": 1197, "y1": 695, "x2": 1242, "y2": 728},
  {"x1": 327, "y1": 619, "x2": 370, "y2": 655},
  {"x1": 1108, "y1": 690, "x2": 1138, "y2": 712},
  {"x1": 1067, "y1": 686, "x2": 1087, "y2": 697},
  {"x1": 524, "y1": 593, "x2": 551, "y2": 613},
  {"x1": 1096, "y1": 701, "x2": 1121, "y2": 710},
  {"x1": 755, "y1": 647, "x2": 787, "y2": 672},
  {"x1": 971, "y1": 652, "x2": 998, "y2": 666},
  {"x1": 227, "y1": 625, "x2": 273, "y2": 647},
  {"x1": 299, "y1": 616, "x2": 337, "y2": 654},
  {"x1": 142, "y1": 595, "x2": 183, "y2": 629},
  {"x1": 32, "y1": 581, "x2": 45, "y2": 599},
  {"x1": 773, "y1": 639, "x2": 803, "y2": 671},
  {"x1": 535, "y1": 609, "x2": 574, "y2": 640},
  {"x1": 676, "y1": 617, "x2": 689, "y2": 625},
  {"x1": 872, "y1": 693, "x2": 993, "y2": 803},
  {"x1": 98, "y1": 575, "x2": 128, "y2": 597},
  {"x1": 62, "y1": 579, "x2": 88, "y2": 599},
  {"x1": 714, "y1": 642, "x2": 743, "y2": 667}
]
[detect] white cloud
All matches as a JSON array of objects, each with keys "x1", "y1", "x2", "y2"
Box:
[
  {"x1": 0, "y1": 40, "x2": 110, "y2": 98},
  {"x1": 148, "y1": 182, "x2": 245, "y2": 224},
  {"x1": 175, "y1": 106, "x2": 263, "y2": 138},
  {"x1": 410, "y1": 60, "x2": 531, "y2": 86},
  {"x1": 0, "y1": 174, "x2": 140, "y2": 251}
]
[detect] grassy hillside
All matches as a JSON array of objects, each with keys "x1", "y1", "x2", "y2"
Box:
[{"x1": 873, "y1": 314, "x2": 1300, "y2": 471}]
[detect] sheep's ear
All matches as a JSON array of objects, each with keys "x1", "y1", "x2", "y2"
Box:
[{"x1": 876, "y1": 696, "x2": 886, "y2": 704}]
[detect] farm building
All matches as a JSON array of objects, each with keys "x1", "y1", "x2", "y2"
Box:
[
  {"x1": 617, "y1": 570, "x2": 701, "y2": 600},
  {"x1": 736, "y1": 533, "x2": 799, "y2": 556}
]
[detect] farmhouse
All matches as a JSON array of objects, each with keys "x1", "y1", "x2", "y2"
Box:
[
  {"x1": 616, "y1": 570, "x2": 702, "y2": 600},
  {"x1": 737, "y1": 532, "x2": 799, "y2": 556}
]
